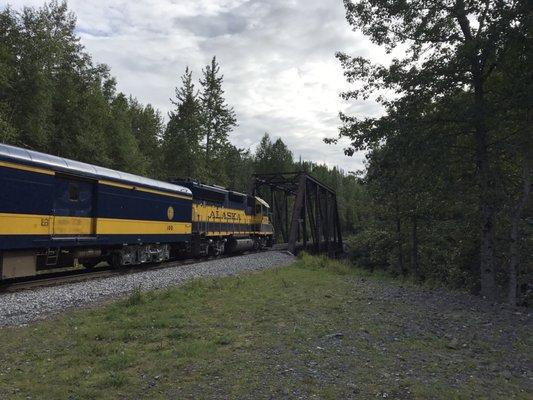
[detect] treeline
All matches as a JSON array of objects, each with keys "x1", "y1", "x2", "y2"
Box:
[
  {"x1": 0, "y1": 2, "x2": 162, "y2": 176},
  {"x1": 334, "y1": 1, "x2": 531, "y2": 304},
  {"x1": 0, "y1": 1, "x2": 363, "y2": 234},
  {"x1": 0, "y1": 2, "x2": 242, "y2": 183}
]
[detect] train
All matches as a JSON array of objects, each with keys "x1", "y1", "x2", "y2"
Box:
[{"x1": 0, "y1": 143, "x2": 274, "y2": 280}]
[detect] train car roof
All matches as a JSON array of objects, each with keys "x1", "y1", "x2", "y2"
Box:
[
  {"x1": 0, "y1": 143, "x2": 192, "y2": 197},
  {"x1": 174, "y1": 179, "x2": 269, "y2": 206},
  {"x1": 176, "y1": 180, "x2": 228, "y2": 195},
  {"x1": 174, "y1": 179, "x2": 251, "y2": 199}
]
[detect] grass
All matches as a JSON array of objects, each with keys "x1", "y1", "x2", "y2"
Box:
[{"x1": 0, "y1": 253, "x2": 530, "y2": 399}]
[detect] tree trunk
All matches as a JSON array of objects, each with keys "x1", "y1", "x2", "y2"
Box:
[
  {"x1": 411, "y1": 213, "x2": 420, "y2": 281},
  {"x1": 454, "y1": 3, "x2": 497, "y2": 300},
  {"x1": 206, "y1": 130, "x2": 211, "y2": 162},
  {"x1": 508, "y1": 144, "x2": 532, "y2": 305},
  {"x1": 395, "y1": 197, "x2": 405, "y2": 276},
  {"x1": 473, "y1": 77, "x2": 497, "y2": 301}
]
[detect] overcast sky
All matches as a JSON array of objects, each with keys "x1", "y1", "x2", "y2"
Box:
[{"x1": 8, "y1": 0, "x2": 385, "y2": 172}]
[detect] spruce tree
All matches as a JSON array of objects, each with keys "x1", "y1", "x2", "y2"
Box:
[
  {"x1": 163, "y1": 67, "x2": 203, "y2": 180},
  {"x1": 254, "y1": 133, "x2": 293, "y2": 174},
  {"x1": 129, "y1": 99, "x2": 164, "y2": 178},
  {"x1": 199, "y1": 56, "x2": 236, "y2": 180},
  {"x1": 106, "y1": 92, "x2": 146, "y2": 174}
]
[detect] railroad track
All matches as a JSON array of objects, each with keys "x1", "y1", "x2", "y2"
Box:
[
  {"x1": 1, "y1": 257, "x2": 219, "y2": 293},
  {"x1": 0, "y1": 247, "x2": 291, "y2": 293},
  {"x1": 0, "y1": 243, "x2": 291, "y2": 293},
  {"x1": 0, "y1": 267, "x2": 113, "y2": 292}
]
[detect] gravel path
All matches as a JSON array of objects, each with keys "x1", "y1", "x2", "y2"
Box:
[{"x1": 0, "y1": 251, "x2": 295, "y2": 327}]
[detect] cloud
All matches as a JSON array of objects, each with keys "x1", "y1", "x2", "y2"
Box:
[
  {"x1": 7, "y1": 0, "x2": 386, "y2": 172},
  {"x1": 174, "y1": 12, "x2": 249, "y2": 37}
]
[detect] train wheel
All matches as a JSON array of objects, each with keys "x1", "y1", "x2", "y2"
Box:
[
  {"x1": 108, "y1": 252, "x2": 122, "y2": 268},
  {"x1": 83, "y1": 260, "x2": 98, "y2": 270}
]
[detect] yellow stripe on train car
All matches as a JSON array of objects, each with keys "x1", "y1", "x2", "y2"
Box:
[
  {"x1": 0, "y1": 213, "x2": 191, "y2": 236},
  {"x1": 0, "y1": 160, "x2": 55, "y2": 176},
  {"x1": 96, "y1": 218, "x2": 191, "y2": 235},
  {"x1": 204, "y1": 232, "x2": 272, "y2": 236},
  {"x1": 0, "y1": 213, "x2": 52, "y2": 235},
  {"x1": 53, "y1": 216, "x2": 94, "y2": 235}
]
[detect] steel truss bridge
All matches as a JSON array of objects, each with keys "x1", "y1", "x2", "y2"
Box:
[{"x1": 249, "y1": 172, "x2": 343, "y2": 257}]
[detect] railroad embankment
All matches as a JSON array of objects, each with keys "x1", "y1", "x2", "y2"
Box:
[
  {"x1": 0, "y1": 254, "x2": 530, "y2": 399},
  {"x1": 0, "y1": 251, "x2": 295, "y2": 327}
]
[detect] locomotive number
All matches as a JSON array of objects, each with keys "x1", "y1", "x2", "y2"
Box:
[
  {"x1": 167, "y1": 225, "x2": 174, "y2": 231},
  {"x1": 41, "y1": 218, "x2": 50, "y2": 227}
]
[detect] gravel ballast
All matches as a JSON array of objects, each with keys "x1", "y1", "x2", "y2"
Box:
[{"x1": 0, "y1": 251, "x2": 295, "y2": 327}]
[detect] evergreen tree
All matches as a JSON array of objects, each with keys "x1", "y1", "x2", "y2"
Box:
[
  {"x1": 199, "y1": 56, "x2": 237, "y2": 181},
  {"x1": 0, "y1": 7, "x2": 18, "y2": 144},
  {"x1": 271, "y1": 138, "x2": 294, "y2": 172},
  {"x1": 0, "y1": 1, "x2": 164, "y2": 177},
  {"x1": 163, "y1": 67, "x2": 204, "y2": 180},
  {"x1": 254, "y1": 133, "x2": 274, "y2": 174},
  {"x1": 223, "y1": 144, "x2": 254, "y2": 192},
  {"x1": 70, "y1": 65, "x2": 115, "y2": 167},
  {"x1": 254, "y1": 133, "x2": 293, "y2": 174},
  {"x1": 129, "y1": 98, "x2": 164, "y2": 178},
  {"x1": 104, "y1": 91, "x2": 146, "y2": 174}
]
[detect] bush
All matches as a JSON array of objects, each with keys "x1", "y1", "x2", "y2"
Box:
[
  {"x1": 124, "y1": 286, "x2": 144, "y2": 307},
  {"x1": 297, "y1": 252, "x2": 352, "y2": 275}
]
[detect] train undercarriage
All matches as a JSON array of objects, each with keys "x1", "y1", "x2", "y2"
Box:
[{"x1": 0, "y1": 235, "x2": 274, "y2": 280}]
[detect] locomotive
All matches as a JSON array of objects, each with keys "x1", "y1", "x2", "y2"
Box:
[{"x1": 0, "y1": 143, "x2": 273, "y2": 280}]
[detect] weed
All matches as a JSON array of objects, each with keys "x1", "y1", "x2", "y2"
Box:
[
  {"x1": 124, "y1": 286, "x2": 144, "y2": 307},
  {"x1": 167, "y1": 329, "x2": 191, "y2": 340},
  {"x1": 214, "y1": 335, "x2": 232, "y2": 346}
]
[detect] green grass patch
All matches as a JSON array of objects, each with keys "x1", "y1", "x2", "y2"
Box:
[{"x1": 0, "y1": 255, "x2": 529, "y2": 399}]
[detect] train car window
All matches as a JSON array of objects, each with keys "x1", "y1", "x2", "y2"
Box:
[{"x1": 68, "y1": 183, "x2": 80, "y2": 202}]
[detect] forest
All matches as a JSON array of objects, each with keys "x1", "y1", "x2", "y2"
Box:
[
  {"x1": 0, "y1": 1, "x2": 530, "y2": 305},
  {"x1": 332, "y1": 0, "x2": 531, "y2": 305}
]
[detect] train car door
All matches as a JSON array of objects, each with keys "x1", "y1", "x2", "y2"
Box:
[{"x1": 52, "y1": 175, "x2": 96, "y2": 236}]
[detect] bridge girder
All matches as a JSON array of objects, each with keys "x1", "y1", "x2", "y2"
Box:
[{"x1": 249, "y1": 172, "x2": 343, "y2": 257}]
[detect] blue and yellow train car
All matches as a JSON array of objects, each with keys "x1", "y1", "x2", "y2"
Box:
[
  {"x1": 174, "y1": 180, "x2": 274, "y2": 256},
  {"x1": 0, "y1": 143, "x2": 192, "y2": 279}
]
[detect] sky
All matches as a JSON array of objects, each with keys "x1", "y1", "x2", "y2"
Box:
[{"x1": 7, "y1": 0, "x2": 385, "y2": 173}]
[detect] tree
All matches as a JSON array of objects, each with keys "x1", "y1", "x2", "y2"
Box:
[
  {"x1": 105, "y1": 92, "x2": 146, "y2": 174},
  {"x1": 254, "y1": 133, "x2": 274, "y2": 174},
  {"x1": 223, "y1": 144, "x2": 254, "y2": 192},
  {"x1": 199, "y1": 56, "x2": 237, "y2": 175},
  {"x1": 0, "y1": 1, "x2": 170, "y2": 177},
  {"x1": 254, "y1": 133, "x2": 294, "y2": 174},
  {"x1": 490, "y1": 4, "x2": 532, "y2": 304},
  {"x1": 0, "y1": 7, "x2": 18, "y2": 144},
  {"x1": 163, "y1": 67, "x2": 204, "y2": 180},
  {"x1": 129, "y1": 99, "x2": 164, "y2": 178},
  {"x1": 334, "y1": 0, "x2": 527, "y2": 300}
]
